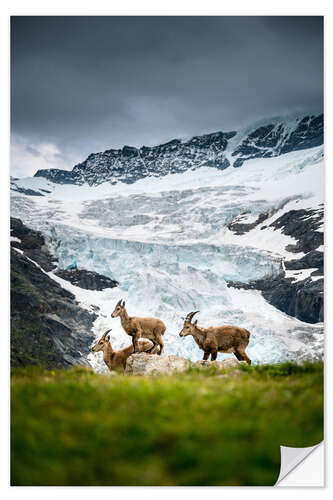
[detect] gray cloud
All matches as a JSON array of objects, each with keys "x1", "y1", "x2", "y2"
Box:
[{"x1": 11, "y1": 16, "x2": 323, "y2": 176}]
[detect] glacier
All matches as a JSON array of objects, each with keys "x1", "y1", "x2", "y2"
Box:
[{"x1": 11, "y1": 144, "x2": 324, "y2": 372}]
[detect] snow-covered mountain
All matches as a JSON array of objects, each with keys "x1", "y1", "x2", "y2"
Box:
[
  {"x1": 33, "y1": 114, "x2": 323, "y2": 186},
  {"x1": 11, "y1": 111, "x2": 324, "y2": 369},
  {"x1": 11, "y1": 113, "x2": 324, "y2": 372}
]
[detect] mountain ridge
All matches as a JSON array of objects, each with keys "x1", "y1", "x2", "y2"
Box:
[{"x1": 34, "y1": 113, "x2": 323, "y2": 187}]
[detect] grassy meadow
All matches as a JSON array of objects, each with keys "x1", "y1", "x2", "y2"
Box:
[{"x1": 11, "y1": 361, "x2": 323, "y2": 486}]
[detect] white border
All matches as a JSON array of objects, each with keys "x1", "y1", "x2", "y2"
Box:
[{"x1": 1, "y1": 1, "x2": 331, "y2": 498}]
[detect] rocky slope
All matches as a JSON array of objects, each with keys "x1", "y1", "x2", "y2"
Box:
[
  {"x1": 10, "y1": 218, "x2": 118, "y2": 368},
  {"x1": 54, "y1": 268, "x2": 118, "y2": 291},
  {"x1": 11, "y1": 246, "x2": 96, "y2": 368},
  {"x1": 34, "y1": 114, "x2": 323, "y2": 186},
  {"x1": 11, "y1": 217, "x2": 118, "y2": 290},
  {"x1": 227, "y1": 276, "x2": 323, "y2": 324},
  {"x1": 226, "y1": 205, "x2": 324, "y2": 323},
  {"x1": 232, "y1": 115, "x2": 323, "y2": 167},
  {"x1": 11, "y1": 217, "x2": 58, "y2": 271}
]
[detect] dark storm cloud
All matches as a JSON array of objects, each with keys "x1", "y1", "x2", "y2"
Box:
[{"x1": 11, "y1": 16, "x2": 323, "y2": 176}]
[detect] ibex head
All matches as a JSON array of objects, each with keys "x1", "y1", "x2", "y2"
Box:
[
  {"x1": 91, "y1": 329, "x2": 112, "y2": 352},
  {"x1": 111, "y1": 299, "x2": 126, "y2": 318},
  {"x1": 179, "y1": 311, "x2": 199, "y2": 337}
]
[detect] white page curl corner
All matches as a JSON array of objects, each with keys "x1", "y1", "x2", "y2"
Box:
[{"x1": 275, "y1": 442, "x2": 323, "y2": 485}]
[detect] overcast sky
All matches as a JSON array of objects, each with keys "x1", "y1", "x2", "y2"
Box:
[{"x1": 11, "y1": 16, "x2": 323, "y2": 177}]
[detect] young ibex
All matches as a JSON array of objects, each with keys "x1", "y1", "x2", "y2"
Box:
[
  {"x1": 91, "y1": 329, "x2": 158, "y2": 371},
  {"x1": 111, "y1": 300, "x2": 166, "y2": 355},
  {"x1": 179, "y1": 311, "x2": 251, "y2": 364}
]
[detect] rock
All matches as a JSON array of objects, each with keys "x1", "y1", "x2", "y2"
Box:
[
  {"x1": 285, "y1": 250, "x2": 323, "y2": 274},
  {"x1": 54, "y1": 268, "x2": 118, "y2": 291},
  {"x1": 125, "y1": 353, "x2": 192, "y2": 375},
  {"x1": 11, "y1": 184, "x2": 44, "y2": 196},
  {"x1": 232, "y1": 115, "x2": 323, "y2": 168},
  {"x1": 11, "y1": 217, "x2": 57, "y2": 271},
  {"x1": 227, "y1": 211, "x2": 271, "y2": 235},
  {"x1": 195, "y1": 360, "x2": 211, "y2": 367},
  {"x1": 213, "y1": 359, "x2": 247, "y2": 370},
  {"x1": 269, "y1": 207, "x2": 323, "y2": 254},
  {"x1": 254, "y1": 276, "x2": 323, "y2": 324},
  {"x1": 195, "y1": 358, "x2": 246, "y2": 370},
  {"x1": 227, "y1": 271, "x2": 323, "y2": 324}
]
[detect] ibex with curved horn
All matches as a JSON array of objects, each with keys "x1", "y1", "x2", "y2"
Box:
[
  {"x1": 111, "y1": 300, "x2": 166, "y2": 355},
  {"x1": 91, "y1": 328, "x2": 158, "y2": 371},
  {"x1": 179, "y1": 311, "x2": 251, "y2": 364}
]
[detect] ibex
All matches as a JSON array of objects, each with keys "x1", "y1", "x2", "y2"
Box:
[
  {"x1": 91, "y1": 329, "x2": 158, "y2": 371},
  {"x1": 179, "y1": 311, "x2": 251, "y2": 364},
  {"x1": 111, "y1": 300, "x2": 166, "y2": 355}
]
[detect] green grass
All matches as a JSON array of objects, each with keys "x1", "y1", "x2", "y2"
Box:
[{"x1": 11, "y1": 362, "x2": 323, "y2": 486}]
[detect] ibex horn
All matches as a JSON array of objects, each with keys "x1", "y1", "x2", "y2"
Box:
[
  {"x1": 185, "y1": 311, "x2": 199, "y2": 323},
  {"x1": 102, "y1": 328, "x2": 112, "y2": 338},
  {"x1": 116, "y1": 299, "x2": 123, "y2": 307}
]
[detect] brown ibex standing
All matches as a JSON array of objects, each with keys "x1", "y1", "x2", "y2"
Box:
[
  {"x1": 111, "y1": 300, "x2": 166, "y2": 355},
  {"x1": 179, "y1": 311, "x2": 251, "y2": 364},
  {"x1": 91, "y1": 329, "x2": 158, "y2": 371}
]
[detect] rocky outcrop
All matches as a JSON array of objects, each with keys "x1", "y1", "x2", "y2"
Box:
[
  {"x1": 10, "y1": 177, "x2": 46, "y2": 197},
  {"x1": 232, "y1": 115, "x2": 323, "y2": 168},
  {"x1": 285, "y1": 250, "x2": 323, "y2": 274},
  {"x1": 227, "y1": 211, "x2": 271, "y2": 235},
  {"x1": 269, "y1": 207, "x2": 323, "y2": 254},
  {"x1": 226, "y1": 202, "x2": 324, "y2": 324},
  {"x1": 227, "y1": 275, "x2": 323, "y2": 324},
  {"x1": 11, "y1": 247, "x2": 97, "y2": 368},
  {"x1": 256, "y1": 276, "x2": 323, "y2": 324},
  {"x1": 125, "y1": 353, "x2": 246, "y2": 375},
  {"x1": 125, "y1": 353, "x2": 192, "y2": 375},
  {"x1": 11, "y1": 217, "x2": 57, "y2": 271},
  {"x1": 10, "y1": 218, "x2": 104, "y2": 368},
  {"x1": 196, "y1": 358, "x2": 247, "y2": 370},
  {"x1": 34, "y1": 113, "x2": 323, "y2": 186},
  {"x1": 54, "y1": 268, "x2": 118, "y2": 291}
]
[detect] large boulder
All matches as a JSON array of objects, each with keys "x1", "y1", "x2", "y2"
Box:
[{"x1": 125, "y1": 353, "x2": 192, "y2": 375}]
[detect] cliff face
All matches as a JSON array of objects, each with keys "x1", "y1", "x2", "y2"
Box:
[
  {"x1": 11, "y1": 247, "x2": 96, "y2": 368},
  {"x1": 228, "y1": 275, "x2": 323, "y2": 325},
  {"x1": 10, "y1": 218, "x2": 106, "y2": 368}
]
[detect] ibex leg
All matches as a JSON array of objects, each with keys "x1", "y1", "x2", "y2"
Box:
[
  {"x1": 236, "y1": 348, "x2": 251, "y2": 365},
  {"x1": 211, "y1": 350, "x2": 218, "y2": 361},
  {"x1": 242, "y1": 351, "x2": 251, "y2": 365},
  {"x1": 157, "y1": 335, "x2": 164, "y2": 355},
  {"x1": 132, "y1": 333, "x2": 140, "y2": 353},
  {"x1": 203, "y1": 351, "x2": 210, "y2": 361}
]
